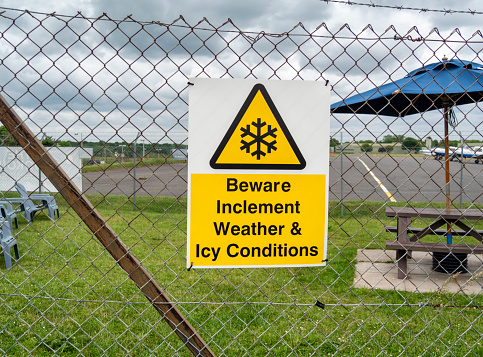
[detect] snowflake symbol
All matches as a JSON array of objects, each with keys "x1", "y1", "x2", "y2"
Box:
[{"x1": 240, "y1": 118, "x2": 278, "y2": 160}]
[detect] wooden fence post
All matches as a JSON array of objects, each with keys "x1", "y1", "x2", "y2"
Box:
[{"x1": 0, "y1": 94, "x2": 215, "y2": 357}]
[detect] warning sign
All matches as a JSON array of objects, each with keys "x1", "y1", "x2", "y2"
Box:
[
  {"x1": 210, "y1": 84, "x2": 305, "y2": 170},
  {"x1": 190, "y1": 173, "x2": 325, "y2": 267},
  {"x1": 188, "y1": 78, "x2": 330, "y2": 269}
]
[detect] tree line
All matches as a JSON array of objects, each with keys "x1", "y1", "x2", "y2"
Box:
[
  {"x1": 330, "y1": 134, "x2": 481, "y2": 153},
  {"x1": 0, "y1": 126, "x2": 186, "y2": 158}
]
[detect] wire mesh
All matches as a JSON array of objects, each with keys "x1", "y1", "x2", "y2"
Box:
[{"x1": 0, "y1": 7, "x2": 482, "y2": 356}]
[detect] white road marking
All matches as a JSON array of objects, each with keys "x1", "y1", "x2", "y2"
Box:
[{"x1": 357, "y1": 158, "x2": 397, "y2": 202}]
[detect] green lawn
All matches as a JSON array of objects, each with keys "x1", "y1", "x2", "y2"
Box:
[{"x1": 0, "y1": 196, "x2": 482, "y2": 356}]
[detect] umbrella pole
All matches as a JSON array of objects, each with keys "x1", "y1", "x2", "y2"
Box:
[{"x1": 444, "y1": 101, "x2": 452, "y2": 243}]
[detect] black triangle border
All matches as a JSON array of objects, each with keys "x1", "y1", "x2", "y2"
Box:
[{"x1": 210, "y1": 83, "x2": 306, "y2": 170}]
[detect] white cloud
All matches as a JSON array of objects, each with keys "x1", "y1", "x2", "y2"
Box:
[
  {"x1": 4, "y1": 0, "x2": 483, "y2": 34},
  {"x1": 1, "y1": 1, "x2": 482, "y2": 141}
]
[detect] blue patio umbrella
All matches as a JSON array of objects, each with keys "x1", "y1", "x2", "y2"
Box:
[
  {"x1": 331, "y1": 59, "x2": 483, "y2": 117},
  {"x1": 331, "y1": 58, "x2": 483, "y2": 213}
]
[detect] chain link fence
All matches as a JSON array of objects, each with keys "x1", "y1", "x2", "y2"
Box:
[{"x1": 0, "y1": 7, "x2": 482, "y2": 356}]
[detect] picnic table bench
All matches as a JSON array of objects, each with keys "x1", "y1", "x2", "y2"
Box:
[{"x1": 385, "y1": 206, "x2": 483, "y2": 279}]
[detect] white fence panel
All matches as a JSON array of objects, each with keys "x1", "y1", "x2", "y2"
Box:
[{"x1": 0, "y1": 147, "x2": 85, "y2": 192}]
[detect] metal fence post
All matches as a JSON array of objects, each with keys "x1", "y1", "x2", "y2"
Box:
[
  {"x1": 133, "y1": 132, "x2": 140, "y2": 210},
  {"x1": 341, "y1": 132, "x2": 344, "y2": 218}
]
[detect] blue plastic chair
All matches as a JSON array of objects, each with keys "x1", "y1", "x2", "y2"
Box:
[
  {"x1": 0, "y1": 218, "x2": 19, "y2": 270},
  {"x1": 4, "y1": 183, "x2": 59, "y2": 222},
  {"x1": 0, "y1": 201, "x2": 18, "y2": 229}
]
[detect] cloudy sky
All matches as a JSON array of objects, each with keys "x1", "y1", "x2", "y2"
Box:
[
  {"x1": 3, "y1": 0, "x2": 482, "y2": 34},
  {"x1": 0, "y1": 0, "x2": 482, "y2": 143}
]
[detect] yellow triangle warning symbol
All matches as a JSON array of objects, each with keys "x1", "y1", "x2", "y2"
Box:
[{"x1": 210, "y1": 84, "x2": 306, "y2": 170}]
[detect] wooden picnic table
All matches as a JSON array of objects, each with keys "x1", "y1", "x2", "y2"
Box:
[{"x1": 385, "y1": 206, "x2": 483, "y2": 279}]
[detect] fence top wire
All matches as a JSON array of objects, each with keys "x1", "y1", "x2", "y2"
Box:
[
  {"x1": 320, "y1": 0, "x2": 483, "y2": 16},
  {"x1": 1, "y1": 5, "x2": 483, "y2": 43}
]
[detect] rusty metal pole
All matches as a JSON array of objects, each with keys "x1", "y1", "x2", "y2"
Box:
[
  {"x1": 443, "y1": 101, "x2": 451, "y2": 211},
  {"x1": 443, "y1": 99, "x2": 452, "y2": 243},
  {"x1": 0, "y1": 94, "x2": 216, "y2": 357}
]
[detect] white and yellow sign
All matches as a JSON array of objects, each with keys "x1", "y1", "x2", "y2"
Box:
[{"x1": 188, "y1": 78, "x2": 330, "y2": 268}]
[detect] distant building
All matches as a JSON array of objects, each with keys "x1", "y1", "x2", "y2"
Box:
[
  {"x1": 171, "y1": 148, "x2": 188, "y2": 160},
  {"x1": 80, "y1": 147, "x2": 94, "y2": 159}
]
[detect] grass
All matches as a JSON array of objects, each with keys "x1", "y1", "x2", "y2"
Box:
[
  {"x1": 0, "y1": 196, "x2": 482, "y2": 356},
  {"x1": 81, "y1": 157, "x2": 187, "y2": 173}
]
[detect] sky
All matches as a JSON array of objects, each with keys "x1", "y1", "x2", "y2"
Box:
[
  {"x1": 2, "y1": 0, "x2": 482, "y2": 34},
  {"x1": 0, "y1": 0, "x2": 482, "y2": 143}
]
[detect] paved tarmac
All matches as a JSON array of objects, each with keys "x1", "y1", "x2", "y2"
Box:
[
  {"x1": 354, "y1": 249, "x2": 483, "y2": 294},
  {"x1": 83, "y1": 155, "x2": 483, "y2": 204},
  {"x1": 331, "y1": 155, "x2": 483, "y2": 204},
  {"x1": 83, "y1": 163, "x2": 187, "y2": 198}
]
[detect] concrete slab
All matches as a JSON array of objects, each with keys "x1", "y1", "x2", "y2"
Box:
[{"x1": 354, "y1": 249, "x2": 483, "y2": 294}]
